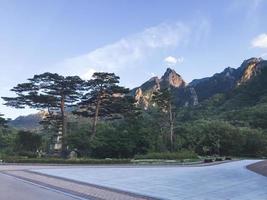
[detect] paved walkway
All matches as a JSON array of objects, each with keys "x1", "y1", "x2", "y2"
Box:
[
  {"x1": 247, "y1": 160, "x2": 267, "y2": 177},
  {"x1": 32, "y1": 160, "x2": 267, "y2": 200},
  {"x1": 0, "y1": 173, "x2": 78, "y2": 200},
  {"x1": 1, "y1": 170, "x2": 154, "y2": 200},
  {"x1": 1, "y1": 160, "x2": 267, "y2": 200}
]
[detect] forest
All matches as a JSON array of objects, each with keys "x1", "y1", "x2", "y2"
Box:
[{"x1": 0, "y1": 66, "x2": 267, "y2": 160}]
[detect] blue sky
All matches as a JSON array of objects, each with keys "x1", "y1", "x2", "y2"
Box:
[{"x1": 1, "y1": 0, "x2": 267, "y2": 119}]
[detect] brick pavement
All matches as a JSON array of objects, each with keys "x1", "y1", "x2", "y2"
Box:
[{"x1": 1, "y1": 170, "x2": 156, "y2": 200}]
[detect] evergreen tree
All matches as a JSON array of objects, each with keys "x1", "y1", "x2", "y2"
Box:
[
  {"x1": 2, "y1": 73, "x2": 84, "y2": 154},
  {"x1": 74, "y1": 72, "x2": 130, "y2": 140},
  {"x1": 152, "y1": 88, "x2": 176, "y2": 151},
  {"x1": 0, "y1": 114, "x2": 8, "y2": 128}
]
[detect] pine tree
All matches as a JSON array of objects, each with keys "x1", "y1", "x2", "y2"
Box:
[
  {"x1": 152, "y1": 88, "x2": 176, "y2": 151},
  {"x1": 2, "y1": 73, "x2": 84, "y2": 154},
  {"x1": 74, "y1": 72, "x2": 130, "y2": 140},
  {"x1": 0, "y1": 114, "x2": 7, "y2": 128}
]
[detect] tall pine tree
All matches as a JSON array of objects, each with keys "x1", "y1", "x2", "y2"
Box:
[
  {"x1": 74, "y1": 72, "x2": 130, "y2": 140},
  {"x1": 2, "y1": 73, "x2": 84, "y2": 154},
  {"x1": 0, "y1": 114, "x2": 7, "y2": 128},
  {"x1": 152, "y1": 88, "x2": 176, "y2": 151}
]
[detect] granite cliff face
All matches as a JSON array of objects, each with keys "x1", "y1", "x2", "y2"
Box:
[
  {"x1": 161, "y1": 68, "x2": 186, "y2": 88},
  {"x1": 132, "y1": 57, "x2": 267, "y2": 108},
  {"x1": 238, "y1": 57, "x2": 266, "y2": 85},
  {"x1": 131, "y1": 68, "x2": 198, "y2": 109},
  {"x1": 189, "y1": 57, "x2": 267, "y2": 102}
]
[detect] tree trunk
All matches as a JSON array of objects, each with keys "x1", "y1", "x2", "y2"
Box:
[
  {"x1": 169, "y1": 102, "x2": 174, "y2": 151},
  {"x1": 91, "y1": 95, "x2": 101, "y2": 140}
]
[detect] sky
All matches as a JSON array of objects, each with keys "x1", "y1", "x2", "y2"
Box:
[{"x1": 0, "y1": 0, "x2": 267, "y2": 119}]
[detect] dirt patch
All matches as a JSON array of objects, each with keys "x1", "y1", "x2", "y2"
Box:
[{"x1": 247, "y1": 160, "x2": 267, "y2": 177}]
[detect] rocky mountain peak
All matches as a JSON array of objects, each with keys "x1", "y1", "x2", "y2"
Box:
[
  {"x1": 241, "y1": 57, "x2": 263, "y2": 67},
  {"x1": 238, "y1": 57, "x2": 265, "y2": 85},
  {"x1": 161, "y1": 68, "x2": 186, "y2": 88},
  {"x1": 130, "y1": 67, "x2": 195, "y2": 109},
  {"x1": 130, "y1": 57, "x2": 267, "y2": 109},
  {"x1": 148, "y1": 76, "x2": 160, "y2": 82}
]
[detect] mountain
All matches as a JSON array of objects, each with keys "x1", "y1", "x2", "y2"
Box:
[
  {"x1": 190, "y1": 57, "x2": 266, "y2": 102},
  {"x1": 131, "y1": 57, "x2": 267, "y2": 109},
  {"x1": 9, "y1": 57, "x2": 267, "y2": 130},
  {"x1": 187, "y1": 60, "x2": 267, "y2": 130},
  {"x1": 9, "y1": 112, "x2": 45, "y2": 130},
  {"x1": 131, "y1": 68, "x2": 198, "y2": 109}
]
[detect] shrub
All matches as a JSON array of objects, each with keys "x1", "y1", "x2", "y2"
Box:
[
  {"x1": 134, "y1": 150, "x2": 198, "y2": 160},
  {"x1": 15, "y1": 131, "x2": 42, "y2": 152},
  {"x1": 2, "y1": 157, "x2": 131, "y2": 164},
  {"x1": 204, "y1": 158, "x2": 213, "y2": 163},
  {"x1": 215, "y1": 158, "x2": 223, "y2": 161},
  {"x1": 215, "y1": 157, "x2": 223, "y2": 161},
  {"x1": 18, "y1": 151, "x2": 38, "y2": 158}
]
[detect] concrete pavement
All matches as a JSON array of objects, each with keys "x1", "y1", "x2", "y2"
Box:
[
  {"x1": 32, "y1": 160, "x2": 267, "y2": 200},
  {"x1": 1, "y1": 160, "x2": 267, "y2": 200},
  {"x1": 0, "y1": 173, "x2": 79, "y2": 200},
  {"x1": 2, "y1": 170, "x2": 151, "y2": 200}
]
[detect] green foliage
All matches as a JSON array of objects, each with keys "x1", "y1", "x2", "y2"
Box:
[
  {"x1": 0, "y1": 128, "x2": 17, "y2": 155},
  {"x1": 74, "y1": 72, "x2": 132, "y2": 140},
  {"x1": 134, "y1": 150, "x2": 198, "y2": 160},
  {"x1": 90, "y1": 120, "x2": 150, "y2": 158},
  {"x1": 0, "y1": 114, "x2": 8, "y2": 127},
  {"x1": 2, "y1": 157, "x2": 131, "y2": 164},
  {"x1": 66, "y1": 119, "x2": 91, "y2": 156},
  {"x1": 220, "y1": 103, "x2": 267, "y2": 129},
  {"x1": 2, "y1": 73, "x2": 85, "y2": 154},
  {"x1": 0, "y1": 114, "x2": 16, "y2": 156},
  {"x1": 152, "y1": 88, "x2": 173, "y2": 111},
  {"x1": 152, "y1": 88, "x2": 176, "y2": 151},
  {"x1": 176, "y1": 120, "x2": 267, "y2": 157},
  {"x1": 2, "y1": 66, "x2": 267, "y2": 160},
  {"x1": 15, "y1": 130, "x2": 42, "y2": 153}
]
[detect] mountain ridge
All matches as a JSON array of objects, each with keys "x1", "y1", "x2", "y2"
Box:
[
  {"x1": 9, "y1": 57, "x2": 267, "y2": 129},
  {"x1": 131, "y1": 57, "x2": 267, "y2": 108}
]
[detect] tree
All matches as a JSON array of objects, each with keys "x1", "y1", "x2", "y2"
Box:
[
  {"x1": 152, "y1": 88, "x2": 176, "y2": 151},
  {"x1": 2, "y1": 73, "x2": 84, "y2": 154},
  {"x1": 0, "y1": 113, "x2": 15, "y2": 156},
  {"x1": 15, "y1": 130, "x2": 42, "y2": 153},
  {"x1": 74, "y1": 72, "x2": 130, "y2": 140},
  {"x1": 0, "y1": 114, "x2": 8, "y2": 128}
]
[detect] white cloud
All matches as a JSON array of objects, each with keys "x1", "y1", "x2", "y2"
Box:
[
  {"x1": 164, "y1": 56, "x2": 177, "y2": 64},
  {"x1": 164, "y1": 56, "x2": 184, "y2": 65},
  {"x1": 81, "y1": 68, "x2": 96, "y2": 80},
  {"x1": 251, "y1": 33, "x2": 267, "y2": 48},
  {"x1": 52, "y1": 20, "x2": 210, "y2": 82},
  {"x1": 193, "y1": 18, "x2": 211, "y2": 43},
  {"x1": 54, "y1": 22, "x2": 191, "y2": 75}
]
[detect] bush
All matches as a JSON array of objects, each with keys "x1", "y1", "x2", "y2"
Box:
[
  {"x1": 15, "y1": 131, "x2": 42, "y2": 152},
  {"x1": 134, "y1": 150, "x2": 198, "y2": 160},
  {"x1": 18, "y1": 151, "x2": 38, "y2": 158},
  {"x1": 215, "y1": 157, "x2": 223, "y2": 161},
  {"x1": 2, "y1": 157, "x2": 131, "y2": 164},
  {"x1": 204, "y1": 158, "x2": 213, "y2": 163}
]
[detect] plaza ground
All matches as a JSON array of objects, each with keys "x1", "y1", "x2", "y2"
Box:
[{"x1": 0, "y1": 160, "x2": 266, "y2": 200}]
